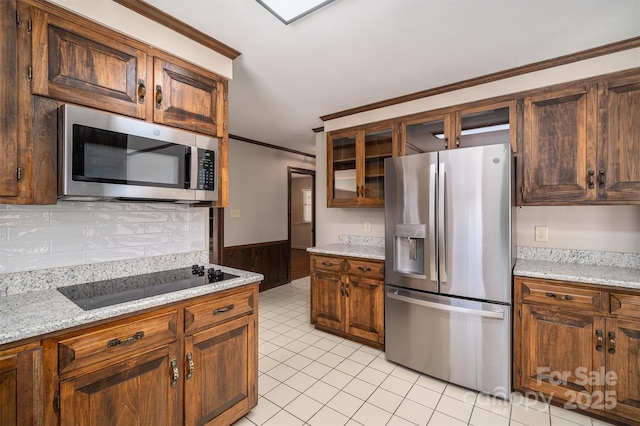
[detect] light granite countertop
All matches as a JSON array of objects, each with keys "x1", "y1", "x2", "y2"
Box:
[
  {"x1": 514, "y1": 259, "x2": 640, "y2": 289},
  {"x1": 0, "y1": 265, "x2": 263, "y2": 347},
  {"x1": 307, "y1": 244, "x2": 385, "y2": 261}
]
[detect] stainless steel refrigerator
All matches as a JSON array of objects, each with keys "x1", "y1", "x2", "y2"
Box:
[{"x1": 384, "y1": 142, "x2": 515, "y2": 397}]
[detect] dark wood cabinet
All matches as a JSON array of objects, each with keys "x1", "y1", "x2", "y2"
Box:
[
  {"x1": 522, "y1": 86, "x2": 597, "y2": 204},
  {"x1": 597, "y1": 75, "x2": 640, "y2": 202},
  {"x1": 0, "y1": 343, "x2": 43, "y2": 426},
  {"x1": 514, "y1": 276, "x2": 640, "y2": 424},
  {"x1": 0, "y1": 0, "x2": 19, "y2": 199},
  {"x1": 30, "y1": 6, "x2": 148, "y2": 120},
  {"x1": 153, "y1": 57, "x2": 225, "y2": 137},
  {"x1": 521, "y1": 73, "x2": 640, "y2": 205},
  {"x1": 310, "y1": 254, "x2": 384, "y2": 349},
  {"x1": 42, "y1": 284, "x2": 258, "y2": 426},
  {"x1": 59, "y1": 343, "x2": 180, "y2": 426},
  {"x1": 2, "y1": 0, "x2": 231, "y2": 206},
  {"x1": 327, "y1": 125, "x2": 395, "y2": 207}
]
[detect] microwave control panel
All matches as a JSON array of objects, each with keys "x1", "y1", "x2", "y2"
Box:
[{"x1": 197, "y1": 150, "x2": 215, "y2": 191}]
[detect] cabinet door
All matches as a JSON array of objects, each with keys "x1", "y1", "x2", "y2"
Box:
[
  {"x1": 345, "y1": 275, "x2": 384, "y2": 345},
  {"x1": 0, "y1": 345, "x2": 43, "y2": 426},
  {"x1": 522, "y1": 86, "x2": 597, "y2": 204},
  {"x1": 402, "y1": 114, "x2": 450, "y2": 155},
  {"x1": 311, "y1": 270, "x2": 344, "y2": 331},
  {"x1": 520, "y1": 304, "x2": 605, "y2": 408},
  {"x1": 30, "y1": 7, "x2": 147, "y2": 119},
  {"x1": 184, "y1": 315, "x2": 257, "y2": 426},
  {"x1": 598, "y1": 75, "x2": 640, "y2": 202},
  {"x1": 456, "y1": 101, "x2": 516, "y2": 152},
  {"x1": 361, "y1": 127, "x2": 393, "y2": 205},
  {"x1": 605, "y1": 318, "x2": 640, "y2": 420},
  {"x1": 59, "y1": 343, "x2": 179, "y2": 426},
  {"x1": 327, "y1": 131, "x2": 358, "y2": 206},
  {"x1": 0, "y1": 0, "x2": 18, "y2": 198},
  {"x1": 153, "y1": 58, "x2": 222, "y2": 136}
]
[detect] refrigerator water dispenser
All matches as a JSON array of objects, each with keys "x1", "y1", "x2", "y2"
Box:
[{"x1": 393, "y1": 224, "x2": 426, "y2": 276}]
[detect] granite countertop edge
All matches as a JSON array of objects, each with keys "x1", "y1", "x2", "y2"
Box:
[
  {"x1": 0, "y1": 265, "x2": 263, "y2": 347},
  {"x1": 514, "y1": 258, "x2": 640, "y2": 289},
  {"x1": 307, "y1": 244, "x2": 385, "y2": 261}
]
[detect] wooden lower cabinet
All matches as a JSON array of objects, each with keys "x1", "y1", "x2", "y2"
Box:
[
  {"x1": 32, "y1": 284, "x2": 259, "y2": 426},
  {"x1": 310, "y1": 254, "x2": 384, "y2": 349},
  {"x1": 0, "y1": 342, "x2": 43, "y2": 426},
  {"x1": 59, "y1": 343, "x2": 180, "y2": 425},
  {"x1": 515, "y1": 276, "x2": 640, "y2": 425}
]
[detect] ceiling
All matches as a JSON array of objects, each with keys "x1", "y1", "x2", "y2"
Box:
[{"x1": 144, "y1": 0, "x2": 640, "y2": 155}]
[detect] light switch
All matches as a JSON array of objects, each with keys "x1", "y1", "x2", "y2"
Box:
[
  {"x1": 364, "y1": 221, "x2": 372, "y2": 233},
  {"x1": 535, "y1": 226, "x2": 548, "y2": 242},
  {"x1": 230, "y1": 209, "x2": 241, "y2": 218}
]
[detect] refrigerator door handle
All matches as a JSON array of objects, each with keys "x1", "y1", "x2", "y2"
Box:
[
  {"x1": 429, "y1": 164, "x2": 437, "y2": 280},
  {"x1": 387, "y1": 291, "x2": 505, "y2": 320},
  {"x1": 438, "y1": 163, "x2": 447, "y2": 283}
]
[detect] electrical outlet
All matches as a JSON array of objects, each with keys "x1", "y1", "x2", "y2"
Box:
[
  {"x1": 230, "y1": 209, "x2": 241, "y2": 218},
  {"x1": 535, "y1": 226, "x2": 549, "y2": 242},
  {"x1": 364, "y1": 221, "x2": 372, "y2": 233}
]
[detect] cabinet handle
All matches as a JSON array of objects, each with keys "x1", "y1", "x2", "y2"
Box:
[
  {"x1": 608, "y1": 331, "x2": 616, "y2": 354},
  {"x1": 358, "y1": 266, "x2": 371, "y2": 272},
  {"x1": 170, "y1": 358, "x2": 179, "y2": 387},
  {"x1": 587, "y1": 170, "x2": 595, "y2": 189},
  {"x1": 322, "y1": 261, "x2": 334, "y2": 267},
  {"x1": 444, "y1": 137, "x2": 449, "y2": 150},
  {"x1": 213, "y1": 304, "x2": 235, "y2": 315},
  {"x1": 340, "y1": 282, "x2": 345, "y2": 297},
  {"x1": 107, "y1": 331, "x2": 144, "y2": 348},
  {"x1": 599, "y1": 169, "x2": 606, "y2": 188},
  {"x1": 596, "y1": 329, "x2": 603, "y2": 351},
  {"x1": 544, "y1": 292, "x2": 573, "y2": 301},
  {"x1": 137, "y1": 79, "x2": 146, "y2": 104},
  {"x1": 155, "y1": 85, "x2": 163, "y2": 109},
  {"x1": 455, "y1": 136, "x2": 460, "y2": 148},
  {"x1": 186, "y1": 352, "x2": 194, "y2": 379},
  {"x1": 344, "y1": 283, "x2": 349, "y2": 298}
]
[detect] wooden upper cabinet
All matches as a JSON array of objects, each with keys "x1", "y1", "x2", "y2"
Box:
[
  {"x1": 401, "y1": 113, "x2": 451, "y2": 155},
  {"x1": 0, "y1": 0, "x2": 18, "y2": 199},
  {"x1": 153, "y1": 57, "x2": 224, "y2": 136},
  {"x1": 597, "y1": 75, "x2": 640, "y2": 202},
  {"x1": 522, "y1": 86, "x2": 597, "y2": 204},
  {"x1": 30, "y1": 7, "x2": 147, "y2": 119},
  {"x1": 455, "y1": 101, "x2": 516, "y2": 152},
  {"x1": 327, "y1": 125, "x2": 395, "y2": 207}
]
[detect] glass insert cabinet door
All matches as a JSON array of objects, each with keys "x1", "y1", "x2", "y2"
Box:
[{"x1": 327, "y1": 126, "x2": 394, "y2": 207}]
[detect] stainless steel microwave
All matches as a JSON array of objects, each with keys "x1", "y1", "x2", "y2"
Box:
[{"x1": 58, "y1": 104, "x2": 217, "y2": 203}]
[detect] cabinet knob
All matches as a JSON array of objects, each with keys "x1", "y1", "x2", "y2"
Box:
[
  {"x1": 599, "y1": 169, "x2": 606, "y2": 188},
  {"x1": 587, "y1": 170, "x2": 595, "y2": 189}
]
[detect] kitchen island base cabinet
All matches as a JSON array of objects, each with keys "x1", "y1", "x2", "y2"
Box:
[
  {"x1": 310, "y1": 254, "x2": 384, "y2": 349},
  {"x1": 514, "y1": 276, "x2": 640, "y2": 425},
  {"x1": 0, "y1": 342, "x2": 43, "y2": 426}
]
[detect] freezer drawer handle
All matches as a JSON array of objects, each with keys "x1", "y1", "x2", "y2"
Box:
[{"x1": 387, "y1": 291, "x2": 505, "y2": 319}]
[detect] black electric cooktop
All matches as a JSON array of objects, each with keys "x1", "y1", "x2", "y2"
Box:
[{"x1": 57, "y1": 265, "x2": 238, "y2": 311}]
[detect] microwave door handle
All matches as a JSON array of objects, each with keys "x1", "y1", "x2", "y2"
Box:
[{"x1": 185, "y1": 147, "x2": 193, "y2": 189}]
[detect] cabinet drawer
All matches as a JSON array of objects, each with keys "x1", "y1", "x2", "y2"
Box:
[
  {"x1": 312, "y1": 255, "x2": 343, "y2": 273},
  {"x1": 347, "y1": 259, "x2": 384, "y2": 279},
  {"x1": 184, "y1": 288, "x2": 255, "y2": 334},
  {"x1": 610, "y1": 292, "x2": 640, "y2": 319},
  {"x1": 520, "y1": 279, "x2": 602, "y2": 311},
  {"x1": 58, "y1": 310, "x2": 178, "y2": 375}
]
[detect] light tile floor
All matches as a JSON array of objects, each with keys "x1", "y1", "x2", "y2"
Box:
[{"x1": 235, "y1": 277, "x2": 615, "y2": 426}]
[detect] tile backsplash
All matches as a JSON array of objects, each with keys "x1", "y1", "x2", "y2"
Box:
[{"x1": 0, "y1": 202, "x2": 207, "y2": 274}]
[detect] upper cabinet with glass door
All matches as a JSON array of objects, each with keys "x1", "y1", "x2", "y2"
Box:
[
  {"x1": 401, "y1": 101, "x2": 517, "y2": 155},
  {"x1": 327, "y1": 125, "x2": 395, "y2": 207}
]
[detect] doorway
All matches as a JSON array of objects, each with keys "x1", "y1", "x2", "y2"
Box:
[{"x1": 288, "y1": 167, "x2": 315, "y2": 280}]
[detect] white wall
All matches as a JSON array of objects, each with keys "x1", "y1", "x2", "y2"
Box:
[
  {"x1": 225, "y1": 140, "x2": 315, "y2": 247},
  {"x1": 316, "y1": 49, "x2": 640, "y2": 254},
  {"x1": 46, "y1": 0, "x2": 232, "y2": 78},
  {"x1": 0, "y1": 202, "x2": 206, "y2": 274}
]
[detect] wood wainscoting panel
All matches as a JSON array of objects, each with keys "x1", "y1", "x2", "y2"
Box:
[{"x1": 223, "y1": 240, "x2": 290, "y2": 291}]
